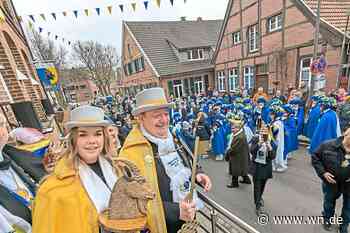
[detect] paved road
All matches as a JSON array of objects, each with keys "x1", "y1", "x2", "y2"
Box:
[{"x1": 200, "y1": 147, "x2": 344, "y2": 233}]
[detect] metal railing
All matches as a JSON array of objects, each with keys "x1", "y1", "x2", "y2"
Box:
[{"x1": 197, "y1": 190, "x2": 260, "y2": 233}]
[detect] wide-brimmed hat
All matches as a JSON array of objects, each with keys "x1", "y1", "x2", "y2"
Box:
[
  {"x1": 65, "y1": 105, "x2": 110, "y2": 132},
  {"x1": 132, "y1": 87, "x2": 173, "y2": 116}
]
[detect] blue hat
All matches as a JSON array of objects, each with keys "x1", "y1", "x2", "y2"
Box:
[
  {"x1": 173, "y1": 112, "x2": 181, "y2": 119},
  {"x1": 257, "y1": 96, "x2": 267, "y2": 104},
  {"x1": 269, "y1": 98, "x2": 283, "y2": 107},
  {"x1": 206, "y1": 100, "x2": 214, "y2": 105},
  {"x1": 311, "y1": 95, "x2": 320, "y2": 102},
  {"x1": 187, "y1": 113, "x2": 195, "y2": 120},
  {"x1": 289, "y1": 97, "x2": 303, "y2": 106},
  {"x1": 270, "y1": 105, "x2": 285, "y2": 117},
  {"x1": 282, "y1": 104, "x2": 293, "y2": 114},
  {"x1": 243, "y1": 97, "x2": 251, "y2": 105}
]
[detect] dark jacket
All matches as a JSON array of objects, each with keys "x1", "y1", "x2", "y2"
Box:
[
  {"x1": 225, "y1": 130, "x2": 250, "y2": 177},
  {"x1": 249, "y1": 136, "x2": 276, "y2": 180},
  {"x1": 195, "y1": 121, "x2": 211, "y2": 141},
  {"x1": 312, "y1": 137, "x2": 350, "y2": 185},
  {"x1": 150, "y1": 138, "x2": 203, "y2": 233},
  {"x1": 3, "y1": 144, "x2": 47, "y2": 183},
  {"x1": 0, "y1": 155, "x2": 37, "y2": 224}
]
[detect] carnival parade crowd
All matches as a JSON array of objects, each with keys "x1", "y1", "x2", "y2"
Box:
[{"x1": 1, "y1": 85, "x2": 350, "y2": 233}]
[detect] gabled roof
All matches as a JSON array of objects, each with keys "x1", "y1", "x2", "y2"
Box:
[
  {"x1": 125, "y1": 20, "x2": 222, "y2": 76},
  {"x1": 303, "y1": 0, "x2": 350, "y2": 34}
]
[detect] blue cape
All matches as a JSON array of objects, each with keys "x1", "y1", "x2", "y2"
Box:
[
  {"x1": 304, "y1": 104, "x2": 321, "y2": 139},
  {"x1": 309, "y1": 109, "x2": 339, "y2": 154},
  {"x1": 283, "y1": 116, "x2": 298, "y2": 158}
]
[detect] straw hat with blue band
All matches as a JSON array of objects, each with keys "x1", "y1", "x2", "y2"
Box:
[
  {"x1": 65, "y1": 105, "x2": 111, "y2": 132},
  {"x1": 132, "y1": 88, "x2": 173, "y2": 116}
]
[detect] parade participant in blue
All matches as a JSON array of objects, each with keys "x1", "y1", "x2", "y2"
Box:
[
  {"x1": 242, "y1": 105, "x2": 256, "y2": 133},
  {"x1": 254, "y1": 96, "x2": 270, "y2": 130},
  {"x1": 269, "y1": 105, "x2": 286, "y2": 172},
  {"x1": 309, "y1": 97, "x2": 341, "y2": 154},
  {"x1": 210, "y1": 104, "x2": 226, "y2": 127},
  {"x1": 203, "y1": 100, "x2": 214, "y2": 115},
  {"x1": 282, "y1": 104, "x2": 298, "y2": 161},
  {"x1": 289, "y1": 97, "x2": 305, "y2": 136},
  {"x1": 304, "y1": 95, "x2": 321, "y2": 139},
  {"x1": 338, "y1": 95, "x2": 350, "y2": 132},
  {"x1": 0, "y1": 112, "x2": 34, "y2": 233},
  {"x1": 211, "y1": 120, "x2": 226, "y2": 161},
  {"x1": 180, "y1": 121, "x2": 196, "y2": 153},
  {"x1": 225, "y1": 115, "x2": 251, "y2": 188}
]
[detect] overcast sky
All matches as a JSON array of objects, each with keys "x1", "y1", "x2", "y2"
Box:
[{"x1": 12, "y1": 0, "x2": 229, "y2": 55}]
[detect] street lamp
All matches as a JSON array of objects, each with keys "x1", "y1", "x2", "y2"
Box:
[{"x1": 336, "y1": 8, "x2": 350, "y2": 89}]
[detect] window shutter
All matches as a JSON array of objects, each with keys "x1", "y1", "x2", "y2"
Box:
[
  {"x1": 183, "y1": 79, "x2": 190, "y2": 96},
  {"x1": 167, "y1": 80, "x2": 174, "y2": 96}
]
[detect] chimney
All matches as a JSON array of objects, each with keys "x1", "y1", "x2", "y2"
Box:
[
  {"x1": 197, "y1": 17, "x2": 202, "y2": 21},
  {"x1": 180, "y1": 16, "x2": 186, "y2": 21}
]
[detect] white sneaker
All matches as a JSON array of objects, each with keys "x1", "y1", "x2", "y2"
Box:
[
  {"x1": 276, "y1": 167, "x2": 287, "y2": 173},
  {"x1": 201, "y1": 154, "x2": 209, "y2": 159},
  {"x1": 216, "y1": 154, "x2": 224, "y2": 161}
]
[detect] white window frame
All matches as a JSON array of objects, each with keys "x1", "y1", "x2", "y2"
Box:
[
  {"x1": 299, "y1": 57, "x2": 313, "y2": 87},
  {"x1": 232, "y1": 31, "x2": 241, "y2": 45},
  {"x1": 248, "y1": 24, "x2": 259, "y2": 53},
  {"x1": 173, "y1": 80, "x2": 183, "y2": 98},
  {"x1": 268, "y1": 14, "x2": 282, "y2": 32},
  {"x1": 217, "y1": 71, "x2": 225, "y2": 92},
  {"x1": 194, "y1": 77, "x2": 204, "y2": 95},
  {"x1": 228, "y1": 68, "x2": 239, "y2": 92},
  {"x1": 187, "y1": 48, "x2": 204, "y2": 61},
  {"x1": 244, "y1": 66, "x2": 254, "y2": 89}
]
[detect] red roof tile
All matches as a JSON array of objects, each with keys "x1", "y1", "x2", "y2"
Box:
[{"x1": 303, "y1": 0, "x2": 350, "y2": 33}]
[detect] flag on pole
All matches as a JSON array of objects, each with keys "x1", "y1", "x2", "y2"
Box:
[
  {"x1": 170, "y1": 0, "x2": 174, "y2": 5},
  {"x1": 131, "y1": 3, "x2": 136, "y2": 11},
  {"x1": 84, "y1": 9, "x2": 89, "y2": 16},
  {"x1": 119, "y1": 4, "x2": 124, "y2": 12},
  {"x1": 107, "y1": 6, "x2": 112, "y2": 14},
  {"x1": 39, "y1": 27, "x2": 43, "y2": 33},
  {"x1": 29, "y1": 15, "x2": 35, "y2": 22},
  {"x1": 73, "y1": 10, "x2": 78, "y2": 18},
  {"x1": 63, "y1": 11, "x2": 67, "y2": 17},
  {"x1": 144, "y1": 1, "x2": 149, "y2": 9},
  {"x1": 40, "y1": 14, "x2": 46, "y2": 21},
  {"x1": 156, "y1": 0, "x2": 161, "y2": 7},
  {"x1": 51, "y1": 13, "x2": 56, "y2": 20},
  {"x1": 95, "y1": 8, "x2": 100, "y2": 15}
]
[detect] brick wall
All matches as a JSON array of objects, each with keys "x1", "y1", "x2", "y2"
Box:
[{"x1": 214, "y1": 0, "x2": 342, "y2": 93}]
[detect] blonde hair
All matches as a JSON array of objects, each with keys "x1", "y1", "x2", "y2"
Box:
[{"x1": 63, "y1": 127, "x2": 113, "y2": 169}]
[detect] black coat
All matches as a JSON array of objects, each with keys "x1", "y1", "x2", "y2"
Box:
[
  {"x1": 3, "y1": 144, "x2": 47, "y2": 183},
  {"x1": 312, "y1": 137, "x2": 350, "y2": 194},
  {"x1": 0, "y1": 155, "x2": 37, "y2": 224},
  {"x1": 195, "y1": 121, "x2": 211, "y2": 141},
  {"x1": 249, "y1": 136, "x2": 276, "y2": 180},
  {"x1": 225, "y1": 130, "x2": 250, "y2": 177}
]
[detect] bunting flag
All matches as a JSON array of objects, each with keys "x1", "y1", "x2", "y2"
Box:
[
  {"x1": 156, "y1": 0, "x2": 161, "y2": 7},
  {"x1": 95, "y1": 8, "x2": 100, "y2": 15},
  {"x1": 84, "y1": 9, "x2": 89, "y2": 16},
  {"x1": 144, "y1": 1, "x2": 149, "y2": 9},
  {"x1": 170, "y1": 0, "x2": 174, "y2": 5},
  {"x1": 119, "y1": 4, "x2": 124, "y2": 12},
  {"x1": 55, "y1": 35, "x2": 58, "y2": 40},
  {"x1": 107, "y1": 6, "x2": 112, "y2": 14},
  {"x1": 29, "y1": 15, "x2": 35, "y2": 22},
  {"x1": 39, "y1": 27, "x2": 43, "y2": 33},
  {"x1": 40, "y1": 13, "x2": 46, "y2": 21},
  {"x1": 51, "y1": 13, "x2": 56, "y2": 20},
  {"x1": 73, "y1": 10, "x2": 78, "y2": 18},
  {"x1": 62, "y1": 11, "x2": 67, "y2": 17},
  {"x1": 131, "y1": 3, "x2": 136, "y2": 11}
]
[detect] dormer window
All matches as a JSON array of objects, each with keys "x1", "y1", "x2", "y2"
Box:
[{"x1": 187, "y1": 48, "x2": 204, "y2": 60}]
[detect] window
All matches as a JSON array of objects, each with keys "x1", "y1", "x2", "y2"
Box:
[
  {"x1": 187, "y1": 49, "x2": 204, "y2": 60},
  {"x1": 134, "y1": 59, "x2": 140, "y2": 72},
  {"x1": 217, "y1": 71, "x2": 225, "y2": 92},
  {"x1": 194, "y1": 76, "x2": 204, "y2": 95},
  {"x1": 232, "y1": 31, "x2": 241, "y2": 45},
  {"x1": 268, "y1": 14, "x2": 282, "y2": 32},
  {"x1": 300, "y1": 57, "x2": 312, "y2": 86},
  {"x1": 228, "y1": 68, "x2": 239, "y2": 92},
  {"x1": 244, "y1": 66, "x2": 254, "y2": 89},
  {"x1": 248, "y1": 24, "x2": 259, "y2": 52}
]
